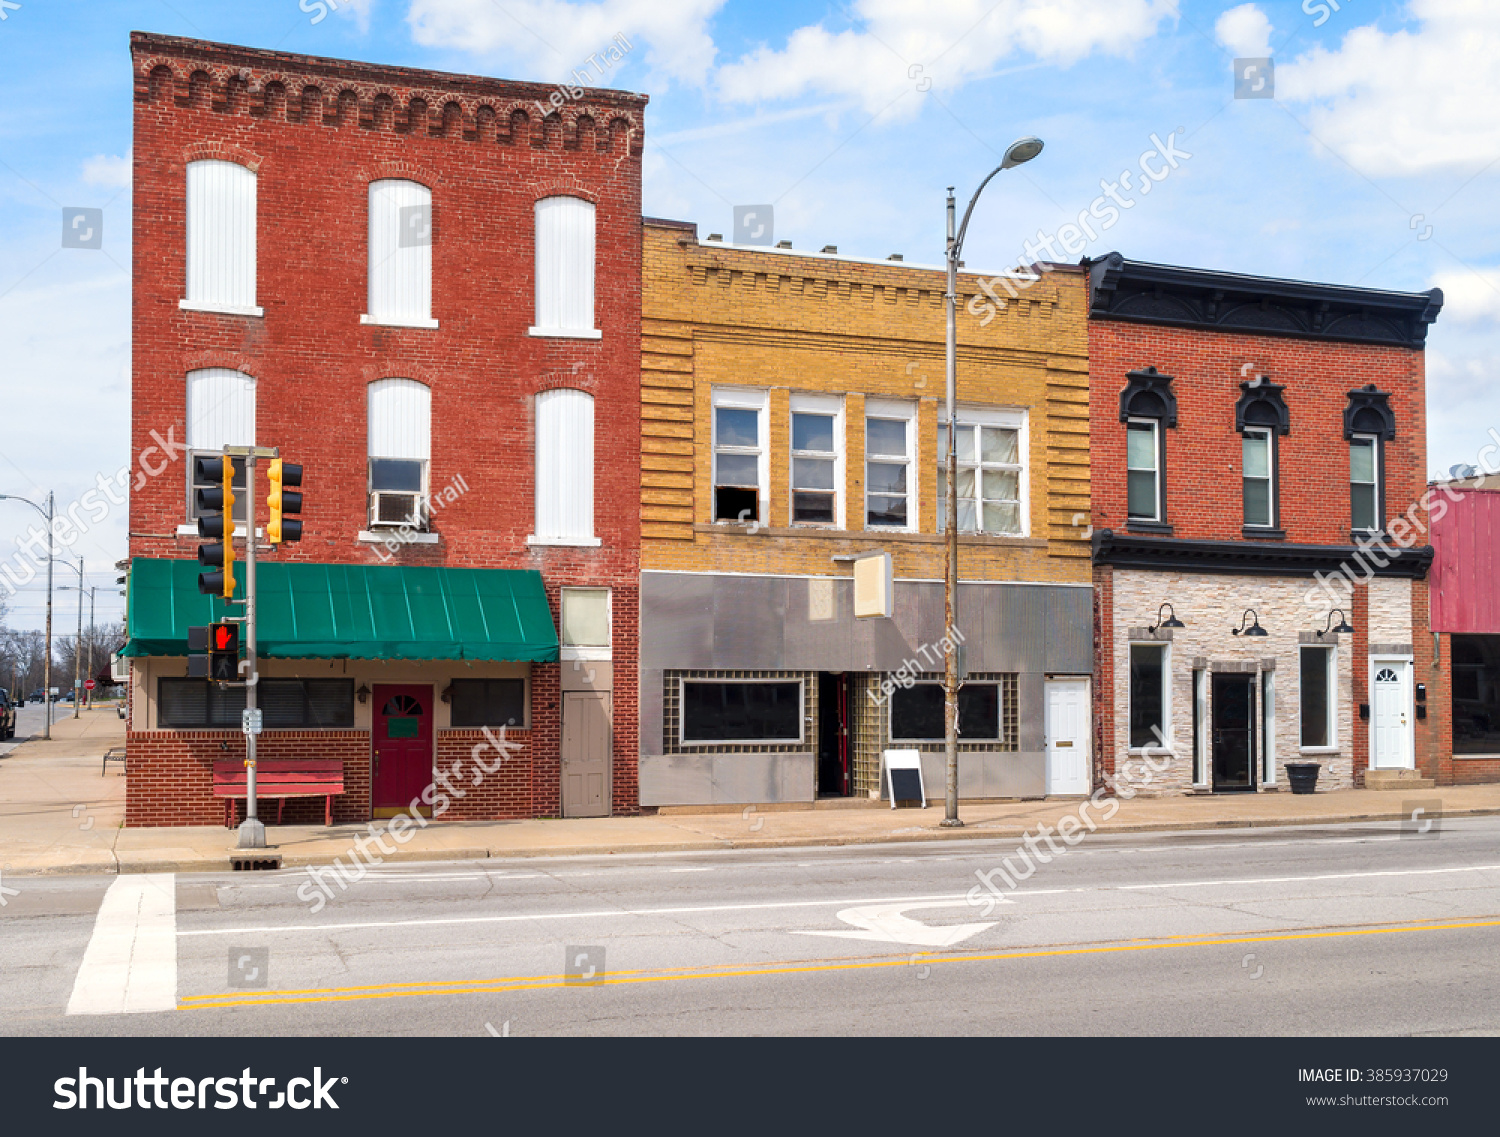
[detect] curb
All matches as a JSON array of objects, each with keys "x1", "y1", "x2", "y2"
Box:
[{"x1": 7, "y1": 805, "x2": 1497, "y2": 876}]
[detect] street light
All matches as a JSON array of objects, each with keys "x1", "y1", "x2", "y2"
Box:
[
  {"x1": 0, "y1": 492, "x2": 54, "y2": 740},
  {"x1": 59, "y1": 579, "x2": 103, "y2": 709},
  {"x1": 941, "y1": 136, "x2": 1045, "y2": 828}
]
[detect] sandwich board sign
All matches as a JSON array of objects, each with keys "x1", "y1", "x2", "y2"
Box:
[{"x1": 883, "y1": 748, "x2": 927, "y2": 809}]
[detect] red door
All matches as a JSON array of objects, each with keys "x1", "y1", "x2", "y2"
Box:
[{"x1": 372, "y1": 684, "x2": 433, "y2": 817}]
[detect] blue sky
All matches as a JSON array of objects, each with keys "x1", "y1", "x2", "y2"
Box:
[{"x1": 0, "y1": 0, "x2": 1496, "y2": 632}]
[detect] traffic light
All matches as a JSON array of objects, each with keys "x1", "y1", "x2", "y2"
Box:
[
  {"x1": 208, "y1": 621, "x2": 239, "y2": 682},
  {"x1": 267, "y1": 459, "x2": 303, "y2": 544},
  {"x1": 195, "y1": 454, "x2": 236, "y2": 599}
]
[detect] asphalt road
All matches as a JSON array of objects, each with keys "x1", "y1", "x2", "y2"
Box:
[
  {"x1": 4, "y1": 816, "x2": 1500, "y2": 1036},
  {"x1": 0, "y1": 702, "x2": 54, "y2": 754}
]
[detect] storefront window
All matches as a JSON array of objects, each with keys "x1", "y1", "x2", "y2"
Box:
[
  {"x1": 450, "y1": 678, "x2": 526, "y2": 728},
  {"x1": 1129, "y1": 643, "x2": 1167, "y2": 748},
  {"x1": 681, "y1": 680, "x2": 802, "y2": 743},
  {"x1": 889, "y1": 683, "x2": 1000, "y2": 741},
  {"x1": 1453, "y1": 635, "x2": 1500, "y2": 754}
]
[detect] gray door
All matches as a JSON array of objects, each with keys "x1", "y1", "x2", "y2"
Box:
[{"x1": 562, "y1": 690, "x2": 611, "y2": 817}]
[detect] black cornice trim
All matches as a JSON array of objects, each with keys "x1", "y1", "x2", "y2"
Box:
[
  {"x1": 1092, "y1": 529, "x2": 1433, "y2": 579},
  {"x1": 1087, "y1": 252, "x2": 1442, "y2": 349}
]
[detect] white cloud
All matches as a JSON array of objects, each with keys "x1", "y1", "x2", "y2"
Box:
[
  {"x1": 1279, "y1": 0, "x2": 1500, "y2": 175},
  {"x1": 1214, "y1": 3, "x2": 1272, "y2": 58},
  {"x1": 336, "y1": 0, "x2": 378, "y2": 34},
  {"x1": 406, "y1": 0, "x2": 725, "y2": 87},
  {"x1": 82, "y1": 152, "x2": 131, "y2": 190},
  {"x1": 716, "y1": 0, "x2": 1179, "y2": 113},
  {"x1": 1431, "y1": 267, "x2": 1500, "y2": 324}
]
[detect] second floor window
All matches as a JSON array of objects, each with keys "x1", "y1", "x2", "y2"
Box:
[
  {"x1": 534, "y1": 388, "x2": 596, "y2": 543},
  {"x1": 1126, "y1": 418, "x2": 1162, "y2": 522},
  {"x1": 185, "y1": 367, "x2": 255, "y2": 524},
  {"x1": 713, "y1": 389, "x2": 766, "y2": 524},
  {"x1": 1242, "y1": 427, "x2": 1275, "y2": 528},
  {"x1": 184, "y1": 160, "x2": 258, "y2": 314},
  {"x1": 533, "y1": 196, "x2": 597, "y2": 337},
  {"x1": 938, "y1": 413, "x2": 1025, "y2": 535},
  {"x1": 366, "y1": 179, "x2": 434, "y2": 327},
  {"x1": 367, "y1": 378, "x2": 431, "y2": 529},
  {"x1": 866, "y1": 403, "x2": 915, "y2": 530},
  {"x1": 790, "y1": 394, "x2": 841, "y2": 526},
  {"x1": 1350, "y1": 434, "x2": 1381, "y2": 531}
]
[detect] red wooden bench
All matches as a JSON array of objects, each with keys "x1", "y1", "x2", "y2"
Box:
[{"x1": 212, "y1": 758, "x2": 346, "y2": 828}]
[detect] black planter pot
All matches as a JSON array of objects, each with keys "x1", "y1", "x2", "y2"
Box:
[{"x1": 1285, "y1": 762, "x2": 1322, "y2": 795}]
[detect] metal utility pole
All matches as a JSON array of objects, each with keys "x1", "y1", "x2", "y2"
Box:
[
  {"x1": 0, "y1": 492, "x2": 55, "y2": 739},
  {"x1": 71, "y1": 558, "x2": 83, "y2": 719},
  {"x1": 940, "y1": 136, "x2": 1045, "y2": 828},
  {"x1": 238, "y1": 449, "x2": 265, "y2": 851}
]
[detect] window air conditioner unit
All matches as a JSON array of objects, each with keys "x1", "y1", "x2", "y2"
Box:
[{"x1": 371, "y1": 492, "x2": 422, "y2": 527}]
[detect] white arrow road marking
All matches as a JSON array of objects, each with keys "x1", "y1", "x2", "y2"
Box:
[
  {"x1": 66, "y1": 874, "x2": 177, "y2": 1015},
  {"x1": 794, "y1": 900, "x2": 1001, "y2": 948}
]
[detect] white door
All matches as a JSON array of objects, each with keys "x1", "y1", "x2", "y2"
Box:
[
  {"x1": 1371, "y1": 661, "x2": 1412, "y2": 769},
  {"x1": 1045, "y1": 679, "x2": 1091, "y2": 795}
]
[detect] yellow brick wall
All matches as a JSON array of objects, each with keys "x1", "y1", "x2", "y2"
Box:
[{"x1": 641, "y1": 219, "x2": 1091, "y2": 584}]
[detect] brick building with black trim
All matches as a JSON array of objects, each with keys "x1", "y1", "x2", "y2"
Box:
[{"x1": 1087, "y1": 252, "x2": 1444, "y2": 795}]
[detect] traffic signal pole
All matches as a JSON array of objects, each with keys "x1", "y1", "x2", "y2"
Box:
[{"x1": 237, "y1": 451, "x2": 265, "y2": 850}]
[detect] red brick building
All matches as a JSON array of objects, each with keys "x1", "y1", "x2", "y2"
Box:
[
  {"x1": 123, "y1": 33, "x2": 645, "y2": 825},
  {"x1": 1087, "y1": 253, "x2": 1444, "y2": 794}
]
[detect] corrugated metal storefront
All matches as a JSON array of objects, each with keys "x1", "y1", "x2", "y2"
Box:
[{"x1": 639, "y1": 570, "x2": 1092, "y2": 806}]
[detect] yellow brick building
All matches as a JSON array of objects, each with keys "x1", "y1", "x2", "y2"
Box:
[{"x1": 638, "y1": 218, "x2": 1093, "y2": 805}]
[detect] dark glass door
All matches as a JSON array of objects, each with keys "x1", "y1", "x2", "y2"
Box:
[
  {"x1": 816, "y1": 673, "x2": 849, "y2": 796},
  {"x1": 1212, "y1": 674, "x2": 1256, "y2": 792}
]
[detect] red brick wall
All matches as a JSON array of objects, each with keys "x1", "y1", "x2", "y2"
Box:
[
  {"x1": 1088, "y1": 323, "x2": 1428, "y2": 544},
  {"x1": 127, "y1": 34, "x2": 645, "y2": 820},
  {"x1": 125, "y1": 730, "x2": 370, "y2": 827},
  {"x1": 1093, "y1": 562, "x2": 1115, "y2": 788},
  {"x1": 434, "y1": 729, "x2": 533, "y2": 819}
]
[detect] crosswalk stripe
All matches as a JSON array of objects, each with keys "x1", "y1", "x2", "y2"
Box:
[{"x1": 65, "y1": 874, "x2": 178, "y2": 1015}]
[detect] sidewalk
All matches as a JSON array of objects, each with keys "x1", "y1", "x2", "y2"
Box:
[{"x1": 3, "y1": 709, "x2": 1499, "y2": 876}]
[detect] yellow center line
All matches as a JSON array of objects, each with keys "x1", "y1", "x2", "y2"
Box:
[{"x1": 178, "y1": 916, "x2": 1500, "y2": 1012}]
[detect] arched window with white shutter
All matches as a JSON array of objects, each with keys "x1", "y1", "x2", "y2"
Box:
[
  {"x1": 531, "y1": 197, "x2": 599, "y2": 339},
  {"x1": 532, "y1": 389, "x2": 597, "y2": 544},
  {"x1": 182, "y1": 161, "x2": 261, "y2": 315},
  {"x1": 367, "y1": 379, "x2": 432, "y2": 529},
  {"x1": 364, "y1": 180, "x2": 437, "y2": 328},
  {"x1": 186, "y1": 368, "x2": 256, "y2": 523}
]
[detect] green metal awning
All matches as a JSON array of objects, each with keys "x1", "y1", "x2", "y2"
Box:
[{"x1": 121, "y1": 558, "x2": 559, "y2": 662}]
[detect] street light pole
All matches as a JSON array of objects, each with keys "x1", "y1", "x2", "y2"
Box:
[
  {"x1": 71, "y1": 557, "x2": 83, "y2": 719},
  {"x1": 940, "y1": 136, "x2": 1045, "y2": 828},
  {"x1": 0, "y1": 492, "x2": 55, "y2": 740}
]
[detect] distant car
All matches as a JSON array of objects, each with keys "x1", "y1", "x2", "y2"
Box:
[
  {"x1": 0, "y1": 691, "x2": 15, "y2": 740},
  {"x1": 29, "y1": 689, "x2": 44, "y2": 704}
]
